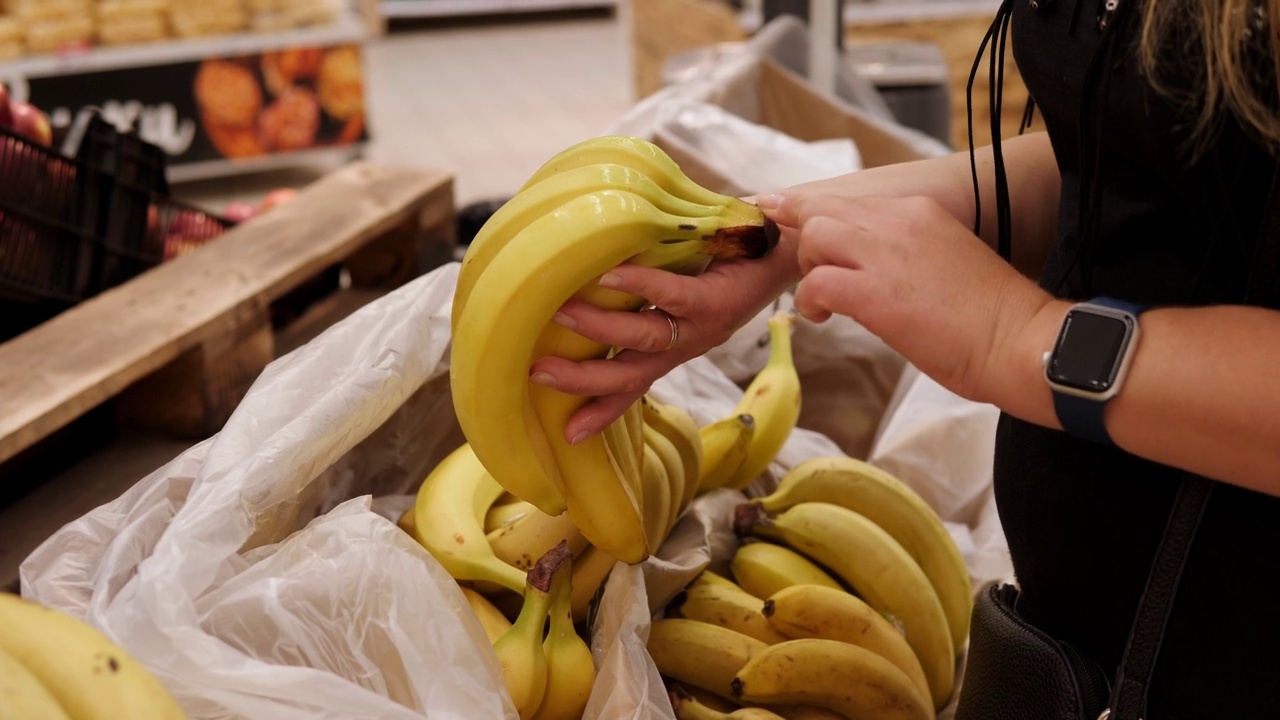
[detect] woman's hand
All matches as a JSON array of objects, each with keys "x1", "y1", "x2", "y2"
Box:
[
  {"x1": 528, "y1": 235, "x2": 802, "y2": 445},
  {"x1": 771, "y1": 192, "x2": 1053, "y2": 406}
]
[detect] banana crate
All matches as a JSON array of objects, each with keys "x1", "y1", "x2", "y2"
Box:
[{"x1": 14, "y1": 53, "x2": 1003, "y2": 720}]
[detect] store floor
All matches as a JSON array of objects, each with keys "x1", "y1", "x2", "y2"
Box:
[
  {"x1": 176, "y1": 10, "x2": 634, "y2": 212},
  {"x1": 1, "y1": 11, "x2": 635, "y2": 591}
]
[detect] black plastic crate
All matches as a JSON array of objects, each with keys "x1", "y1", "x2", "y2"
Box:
[
  {"x1": 0, "y1": 126, "x2": 99, "y2": 306},
  {"x1": 68, "y1": 112, "x2": 170, "y2": 292}
]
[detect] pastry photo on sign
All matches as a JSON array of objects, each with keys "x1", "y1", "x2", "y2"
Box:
[{"x1": 192, "y1": 43, "x2": 367, "y2": 159}]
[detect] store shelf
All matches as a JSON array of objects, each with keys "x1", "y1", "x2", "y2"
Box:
[
  {"x1": 168, "y1": 144, "x2": 367, "y2": 184},
  {"x1": 380, "y1": 0, "x2": 617, "y2": 19},
  {"x1": 0, "y1": 13, "x2": 368, "y2": 84}
]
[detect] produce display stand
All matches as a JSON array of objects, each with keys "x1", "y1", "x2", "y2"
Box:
[
  {"x1": 0, "y1": 161, "x2": 455, "y2": 588},
  {"x1": 0, "y1": 2, "x2": 381, "y2": 183}
]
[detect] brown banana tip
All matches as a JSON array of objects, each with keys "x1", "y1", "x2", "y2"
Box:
[
  {"x1": 732, "y1": 502, "x2": 769, "y2": 536},
  {"x1": 527, "y1": 540, "x2": 573, "y2": 593},
  {"x1": 762, "y1": 598, "x2": 776, "y2": 617},
  {"x1": 730, "y1": 678, "x2": 746, "y2": 699},
  {"x1": 707, "y1": 216, "x2": 780, "y2": 260},
  {"x1": 738, "y1": 413, "x2": 755, "y2": 428},
  {"x1": 669, "y1": 683, "x2": 693, "y2": 707}
]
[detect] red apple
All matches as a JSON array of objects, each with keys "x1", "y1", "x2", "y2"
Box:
[
  {"x1": 9, "y1": 101, "x2": 52, "y2": 145},
  {"x1": 221, "y1": 201, "x2": 257, "y2": 224},
  {"x1": 257, "y1": 187, "x2": 298, "y2": 214},
  {"x1": 0, "y1": 85, "x2": 12, "y2": 129}
]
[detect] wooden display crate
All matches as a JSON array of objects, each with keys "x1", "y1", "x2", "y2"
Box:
[{"x1": 0, "y1": 162, "x2": 455, "y2": 476}]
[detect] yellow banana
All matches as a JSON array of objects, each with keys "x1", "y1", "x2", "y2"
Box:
[
  {"x1": 485, "y1": 499, "x2": 536, "y2": 534},
  {"x1": 640, "y1": 443, "x2": 674, "y2": 556},
  {"x1": 518, "y1": 136, "x2": 739, "y2": 207},
  {"x1": 697, "y1": 414, "x2": 756, "y2": 495},
  {"x1": 493, "y1": 543, "x2": 572, "y2": 720},
  {"x1": 754, "y1": 456, "x2": 973, "y2": 651},
  {"x1": 453, "y1": 190, "x2": 770, "y2": 561},
  {"x1": 488, "y1": 506, "x2": 591, "y2": 572},
  {"x1": 688, "y1": 570, "x2": 739, "y2": 591},
  {"x1": 454, "y1": 160, "x2": 743, "y2": 327},
  {"x1": 640, "y1": 396, "x2": 704, "y2": 523},
  {"x1": 530, "y1": 550, "x2": 596, "y2": 720},
  {"x1": 731, "y1": 639, "x2": 932, "y2": 720},
  {"x1": 460, "y1": 585, "x2": 514, "y2": 644},
  {"x1": 735, "y1": 502, "x2": 955, "y2": 709},
  {"x1": 763, "y1": 584, "x2": 932, "y2": 709},
  {"x1": 411, "y1": 443, "x2": 526, "y2": 594},
  {"x1": 729, "y1": 541, "x2": 843, "y2": 599},
  {"x1": 396, "y1": 506, "x2": 416, "y2": 537},
  {"x1": 670, "y1": 685, "x2": 785, "y2": 720},
  {"x1": 669, "y1": 683, "x2": 741, "y2": 713},
  {"x1": 0, "y1": 642, "x2": 72, "y2": 719},
  {"x1": 642, "y1": 419, "x2": 686, "y2": 539},
  {"x1": 0, "y1": 593, "x2": 187, "y2": 720},
  {"x1": 569, "y1": 545, "x2": 618, "y2": 625},
  {"x1": 667, "y1": 580, "x2": 787, "y2": 645},
  {"x1": 647, "y1": 619, "x2": 767, "y2": 703},
  {"x1": 724, "y1": 312, "x2": 800, "y2": 491}
]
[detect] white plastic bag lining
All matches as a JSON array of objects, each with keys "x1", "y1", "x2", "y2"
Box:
[{"x1": 22, "y1": 263, "x2": 1010, "y2": 720}]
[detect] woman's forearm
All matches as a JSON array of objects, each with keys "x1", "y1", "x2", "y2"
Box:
[
  {"x1": 786, "y1": 132, "x2": 1060, "y2": 276},
  {"x1": 999, "y1": 300, "x2": 1280, "y2": 495}
]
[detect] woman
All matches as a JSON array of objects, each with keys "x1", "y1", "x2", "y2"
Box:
[{"x1": 530, "y1": 0, "x2": 1280, "y2": 715}]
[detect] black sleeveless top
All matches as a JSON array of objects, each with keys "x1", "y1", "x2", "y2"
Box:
[{"x1": 993, "y1": 0, "x2": 1280, "y2": 716}]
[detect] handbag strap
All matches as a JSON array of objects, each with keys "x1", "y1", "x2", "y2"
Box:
[{"x1": 1106, "y1": 159, "x2": 1280, "y2": 719}]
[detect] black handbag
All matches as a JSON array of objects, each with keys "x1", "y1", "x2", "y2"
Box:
[{"x1": 955, "y1": 164, "x2": 1280, "y2": 720}]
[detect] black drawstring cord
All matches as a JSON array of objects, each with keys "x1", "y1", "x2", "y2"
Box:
[
  {"x1": 991, "y1": 4, "x2": 1016, "y2": 262},
  {"x1": 1019, "y1": 96, "x2": 1038, "y2": 135},
  {"x1": 966, "y1": 0, "x2": 1017, "y2": 262}
]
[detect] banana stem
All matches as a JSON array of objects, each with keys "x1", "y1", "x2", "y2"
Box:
[
  {"x1": 528, "y1": 541, "x2": 575, "y2": 594},
  {"x1": 733, "y1": 502, "x2": 772, "y2": 536},
  {"x1": 704, "y1": 218, "x2": 780, "y2": 260}
]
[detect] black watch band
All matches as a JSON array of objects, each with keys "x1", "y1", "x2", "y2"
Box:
[{"x1": 1048, "y1": 296, "x2": 1145, "y2": 446}]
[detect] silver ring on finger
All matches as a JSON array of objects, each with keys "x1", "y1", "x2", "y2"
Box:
[{"x1": 647, "y1": 307, "x2": 680, "y2": 351}]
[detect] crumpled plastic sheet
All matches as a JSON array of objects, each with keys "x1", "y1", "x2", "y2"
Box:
[{"x1": 20, "y1": 262, "x2": 1011, "y2": 720}]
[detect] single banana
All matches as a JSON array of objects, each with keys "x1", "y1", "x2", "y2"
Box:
[
  {"x1": 642, "y1": 420, "x2": 686, "y2": 540},
  {"x1": 669, "y1": 683, "x2": 741, "y2": 713},
  {"x1": 485, "y1": 499, "x2": 535, "y2": 534},
  {"x1": 0, "y1": 593, "x2": 187, "y2": 720},
  {"x1": 640, "y1": 396, "x2": 704, "y2": 523},
  {"x1": 670, "y1": 685, "x2": 785, "y2": 720},
  {"x1": 493, "y1": 543, "x2": 572, "y2": 720},
  {"x1": 735, "y1": 502, "x2": 955, "y2": 709},
  {"x1": 396, "y1": 506, "x2": 416, "y2": 537},
  {"x1": 569, "y1": 545, "x2": 618, "y2": 625},
  {"x1": 0, "y1": 642, "x2": 72, "y2": 719},
  {"x1": 688, "y1": 570, "x2": 740, "y2": 591},
  {"x1": 518, "y1": 136, "x2": 739, "y2": 207},
  {"x1": 453, "y1": 190, "x2": 768, "y2": 561},
  {"x1": 763, "y1": 584, "x2": 932, "y2": 709},
  {"x1": 731, "y1": 639, "x2": 932, "y2": 720},
  {"x1": 639, "y1": 443, "x2": 674, "y2": 556},
  {"x1": 460, "y1": 585, "x2": 514, "y2": 644},
  {"x1": 729, "y1": 541, "x2": 843, "y2": 600},
  {"x1": 724, "y1": 312, "x2": 800, "y2": 491},
  {"x1": 667, "y1": 580, "x2": 787, "y2": 645},
  {"x1": 411, "y1": 443, "x2": 526, "y2": 594},
  {"x1": 647, "y1": 619, "x2": 767, "y2": 703},
  {"x1": 530, "y1": 549, "x2": 596, "y2": 720},
  {"x1": 754, "y1": 456, "x2": 973, "y2": 650},
  {"x1": 697, "y1": 414, "x2": 756, "y2": 495},
  {"x1": 488, "y1": 506, "x2": 591, "y2": 571}
]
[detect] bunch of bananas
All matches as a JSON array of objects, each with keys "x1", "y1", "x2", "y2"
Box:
[
  {"x1": 648, "y1": 456, "x2": 973, "y2": 720},
  {"x1": 449, "y1": 135, "x2": 779, "y2": 564},
  {"x1": 0, "y1": 592, "x2": 188, "y2": 720}
]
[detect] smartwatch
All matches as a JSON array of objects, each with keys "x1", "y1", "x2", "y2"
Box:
[{"x1": 1042, "y1": 297, "x2": 1146, "y2": 446}]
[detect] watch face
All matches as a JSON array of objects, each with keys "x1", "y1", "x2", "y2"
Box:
[{"x1": 1046, "y1": 308, "x2": 1135, "y2": 392}]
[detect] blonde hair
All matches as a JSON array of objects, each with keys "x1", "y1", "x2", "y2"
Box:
[{"x1": 1138, "y1": 0, "x2": 1280, "y2": 154}]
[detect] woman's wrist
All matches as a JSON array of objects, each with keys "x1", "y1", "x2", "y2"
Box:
[{"x1": 978, "y1": 291, "x2": 1068, "y2": 428}]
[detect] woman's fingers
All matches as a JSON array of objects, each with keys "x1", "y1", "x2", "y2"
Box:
[
  {"x1": 530, "y1": 349, "x2": 671, "y2": 398},
  {"x1": 554, "y1": 300, "x2": 682, "y2": 353},
  {"x1": 597, "y1": 263, "x2": 700, "y2": 318},
  {"x1": 564, "y1": 392, "x2": 644, "y2": 445}
]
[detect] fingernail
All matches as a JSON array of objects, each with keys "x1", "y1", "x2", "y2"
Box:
[
  {"x1": 552, "y1": 311, "x2": 577, "y2": 329},
  {"x1": 754, "y1": 193, "x2": 783, "y2": 211},
  {"x1": 529, "y1": 371, "x2": 556, "y2": 387},
  {"x1": 598, "y1": 272, "x2": 622, "y2": 288},
  {"x1": 569, "y1": 430, "x2": 591, "y2": 446}
]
